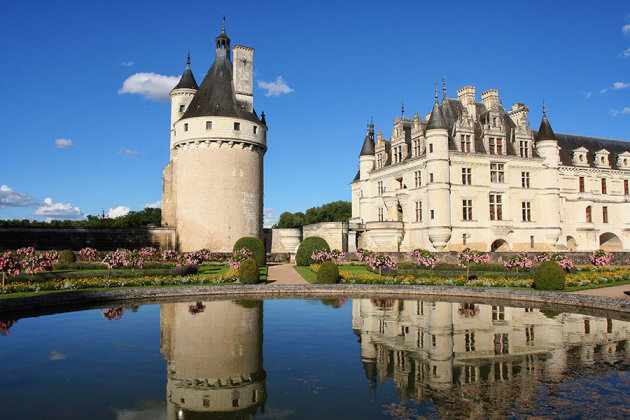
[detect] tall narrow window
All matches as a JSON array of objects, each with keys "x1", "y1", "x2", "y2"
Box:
[
  {"x1": 603, "y1": 206, "x2": 608, "y2": 223},
  {"x1": 496, "y1": 138, "x2": 503, "y2": 154},
  {"x1": 489, "y1": 194, "x2": 503, "y2": 220},
  {"x1": 429, "y1": 144, "x2": 434, "y2": 153},
  {"x1": 377, "y1": 154, "x2": 383, "y2": 169},
  {"x1": 522, "y1": 202, "x2": 531, "y2": 222},
  {"x1": 586, "y1": 206, "x2": 592, "y2": 223},
  {"x1": 521, "y1": 172, "x2": 530, "y2": 188},
  {"x1": 489, "y1": 137, "x2": 496, "y2": 154},
  {"x1": 415, "y1": 201, "x2": 422, "y2": 222},
  {"x1": 465, "y1": 332, "x2": 476, "y2": 352},
  {"x1": 377, "y1": 181, "x2": 384, "y2": 195},
  {"x1": 430, "y1": 210, "x2": 435, "y2": 219},
  {"x1": 490, "y1": 163, "x2": 504, "y2": 183},
  {"x1": 530, "y1": 235, "x2": 535, "y2": 248},
  {"x1": 462, "y1": 168, "x2": 472, "y2": 185},
  {"x1": 396, "y1": 177, "x2": 403, "y2": 189},
  {"x1": 460, "y1": 134, "x2": 471, "y2": 152},
  {"x1": 184, "y1": 123, "x2": 188, "y2": 131},
  {"x1": 430, "y1": 173, "x2": 434, "y2": 183},
  {"x1": 377, "y1": 207, "x2": 384, "y2": 222},
  {"x1": 179, "y1": 105, "x2": 185, "y2": 112},
  {"x1": 414, "y1": 171, "x2": 421, "y2": 188},
  {"x1": 206, "y1": 121, "x2": 212, "y2": 130},
  {"x1": 462, "y1": 200, "x2": 473, "y2": 220},
  {"x1": 625, "y1": 179, "x2": 629, "y2": 195},
  {"x1": 253, "y1": 125, "x2": 257, "y2": 134},
  {"x1": 489, "y1": 137, "x2": 503, "y2": 154},
  {"x1": 519, "y1": 140, "x2": 529, "y2": 157},
  {"x1": 579, "y1": 176, "x2": 585, "y2": 192},
  {"x1": 494, "y1": 333, "x2": 509, "y2": 354},
  {"x1": 601, "y1": 178, "x2": 607, "y2": 194},
  {"x1": 234, "y1": 122, "x2": 240, "y2": 131}
]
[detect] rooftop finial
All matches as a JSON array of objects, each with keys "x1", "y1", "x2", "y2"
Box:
[
  {"x1": 222, "y1": 15, "x2": 226, "y2": 32},
  {"x1": 434, "y1": 84, "x2": 438, "y2": 102},
  {"x1": 401, "y1": 100, "x2": 405, "y2": 118},
  {"x1": 261, "y1": 110, "x2": 266, "y2": 124},
  {"x1": 542, "y1": 99, "x2": 546, "y2": 116},
  {"x1": 442, "y1": 76, "x2": 446, "y2": 100},
  {"x1": 187, "y1": 50, "x2": 190, "y2": 66}
]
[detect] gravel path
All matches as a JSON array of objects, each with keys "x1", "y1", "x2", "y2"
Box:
[
  {"x1": 572, "y1": 283, "x2": 630, "y2": 299},
  {"x1": 266, "y1": 263, "x2": 309, "y2": 285}
]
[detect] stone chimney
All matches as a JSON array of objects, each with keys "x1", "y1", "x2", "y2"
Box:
[
  {"x1": 232, "y1": 45, "x2": 254, "y2": 112},
  {"x1": 481, "y1": 89, "x2": 499, "y2": 110},
  {"x1": 457, "y1": 86, "x2": 477, "y2": 119}
]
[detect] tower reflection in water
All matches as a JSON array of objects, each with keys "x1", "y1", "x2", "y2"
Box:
[
  {"x1": 160, "y1": 300, "x2": 266, "y2": 419},
  {"x1": 352, "y1": 299, "x2": 630, "y2": 416}
]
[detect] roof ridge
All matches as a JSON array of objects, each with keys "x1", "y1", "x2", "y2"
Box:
[{"x1": 554, "y1": 132, "x2": 629, "y2": 143}]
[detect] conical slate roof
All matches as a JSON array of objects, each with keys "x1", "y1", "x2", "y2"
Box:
[
  {"x1": 172, "y1": 60, "x2": 198, "y2": 91},
  {"x1": 536, "y1": 113, "x2": 557, "y2": 142},
  {"x1": 181, "y1": 31, "x2": 261, "y2": 124},
  {"x1": 426, "y1": 100, "x2": 447, "y2": 131},
  {"x1": 359, "y1": 132, "x2": 375, "y2": 156}
]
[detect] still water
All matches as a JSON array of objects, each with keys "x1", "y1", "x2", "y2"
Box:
[{"x1": 0, "y1": 298, "x2": 629, "y2": 419}]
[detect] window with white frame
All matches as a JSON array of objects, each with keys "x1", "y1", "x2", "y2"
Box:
[
  {"x1": 462, "y1": 168, "x2": 472, "y2": 185},
  {"x1": 377, "y1": 181, "x2": 384, "y2": 195},
  {"x1": 415, "y1": 201, "x2": 422, "y2": 222},
  {"x1": 519, "y1": 140, "x2": 529, "y2": 157},
  {"x1": 489, "y1": 137, "x2": 503, "y2": 154},
  {"x1": 414, "y1": 171, "x2": 421, "y2": 188},
  {"x1": 414, "y1": 139, "x2": 421, "y2": 156},
  {"x1": 490, "y1": 163, "x2": 505, "y2": 183},
  {"x1": 489, "y1": 194, "x2": 503, "y2": 220},
  {"x1": 521, "y1": 172, "x2": 530, "y2": 188},
  {"x1": 376, "y1": 153, "x2": 383, "y2": 169},
  {"x1": 460, "y1": 134, "x2": 471, "y2": 152},
  {"x1": 377, "y1": 207, "x2": 384, "y2": 222},
  {"x1": 522, "y1": 202, "x2": 531, "y2": 222},
  {"x1": 462, "y1": 200, "x2": 473, "y2": 220}
]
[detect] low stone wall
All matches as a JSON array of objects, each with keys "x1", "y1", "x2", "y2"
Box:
[
  {"x1": 0, "y1": 227, "x2": 176, "y2": 251},
  {"x1": 302, "y1": 222, "x2": 348, "y2": 251},
  {"x1": 341, "y1": 251, "x2": 630, "y2": 265}
]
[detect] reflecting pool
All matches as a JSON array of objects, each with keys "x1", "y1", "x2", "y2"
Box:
[{"x1": 0, "y1": 298, "x2": 629, "y2": 419}]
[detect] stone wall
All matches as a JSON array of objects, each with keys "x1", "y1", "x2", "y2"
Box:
[
  {"x1": 302, "y1": 222, "x2": 348, "y2": 251},
  {"x1": 0, "y1": 227, "x2": 176, "y2": 251}
]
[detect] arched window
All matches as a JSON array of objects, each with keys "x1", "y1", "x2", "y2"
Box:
[{"x1": 586, "y1": 206, "x2": 592, "y2": 223}]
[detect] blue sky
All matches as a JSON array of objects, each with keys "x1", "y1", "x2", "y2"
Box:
[{"x1": 1, "y1": 0, "x2": 629, "y2": 225}]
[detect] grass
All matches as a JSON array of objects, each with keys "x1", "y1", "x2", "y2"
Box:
[{"x1": 294, "y1": 266, "x2": 317, "y2": 284}]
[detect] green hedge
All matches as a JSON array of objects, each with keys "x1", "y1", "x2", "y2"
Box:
[
  {"x1": 296, "y1": 237, "x2": 330, "y2": 266},
  {"x1": 534, "y1": 261, "x2": 565, "y2": 290},
  {"x1": 233, "y1": 237, "x2": 266, "y2": 266},
  {"x1": 317, "y1": 261, "x2": 339, "y2": 284},
  {"x1": 238, "y1": 258, "x2": 259, "y2": 284},
  {"x1": 59, "y1": 249, "x2": 76, "y2": 263}
]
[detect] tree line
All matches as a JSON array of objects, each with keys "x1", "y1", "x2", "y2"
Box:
[
  {"x1": 0, "y1": 208, "x2": 162, "y2": 228},
  {"x1": 274, "y1": 201, "x2": 351, "y2": 228}
]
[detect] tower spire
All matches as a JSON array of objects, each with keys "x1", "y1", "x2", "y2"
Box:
[
  {"x1": 187, "y1": 51, "x2": 190, "y2": 66},
  {"x1": 434, "y1": 83, "x2": 439, "y2": 102},
  {"x1": 401, "y1": 100, "x2": 405, "y2": 118},
  {"x1": 542, "y1": 99, "x2": 546, "y2": 116},
  {"x1": 442, "y1": 77, "x2": 446, "y2": 100},
  {"x1": 222, "y1": 15, "x2": 226, "y2": 33}
]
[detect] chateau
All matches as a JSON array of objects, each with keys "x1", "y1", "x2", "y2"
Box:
[
  {"x1": 162, "y1": 25, "x2": 267, "y2": 252},
  {"x1": 350, "y1": 85, "x2": 630, "y2": 252}
]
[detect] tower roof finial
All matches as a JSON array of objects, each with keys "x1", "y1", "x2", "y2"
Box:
[
  {"x1": 222, "y1": 15, "x2": 226, "y2": 32},
  {"x1": 401, "y1": 100, "x2": 405, "y2": 118},
  {"x1": 187, "y1": 50, "x2": 190, "y2": 66},
  {"x1": 542, "y1": 99, "x2": 546, "y2": 116},
  {"x1": 434, "y1": 83, "x2": 438, "y2": 102},
  {"x1": 442, "y1": 76, "x2": 446, "y2": 100}
]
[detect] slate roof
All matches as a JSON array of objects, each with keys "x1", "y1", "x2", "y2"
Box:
[
  {"x1": 536, "y1": 114, "x2": 556, "y2": 142},
  {"x1": 426, "y1": 100, "x2": 448, "y2": 131},
  {"x1": 172, "y1": 64, "x2": 198, "y2": 91},
  {"x1": 541, "y1": 132, "x2": 630, "y2": 169},
  {"x1": 181, "y1": 33, "x2": 261, "y2": 124},
  {"x1": 359, "y1": 133, "x2": 375, "y2": 156}
]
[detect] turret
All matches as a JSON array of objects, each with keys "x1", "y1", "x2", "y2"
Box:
[
  {"x1": 169, "y1": 53, "x2": 198, "y2": 145},
  {"x1": 425, "y1": 85, "x2": 452, "y2": 250},
  {"x1": 359, "y1": 121, "x2": 375, "y2": 180},
  {"x1": 535, "y1": 102, "x2": 559, "y2": 168}
]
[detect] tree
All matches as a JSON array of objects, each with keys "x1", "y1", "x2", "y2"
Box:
[{"x1": 274, "y1": 201, "x2": 351, "y2": 228}]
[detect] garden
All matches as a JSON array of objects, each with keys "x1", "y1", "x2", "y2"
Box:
[
  {"x1": 0, "y1": 237, "x2": 268, "y2": 297},
  {"x1": 291, "y1": 238, "x2": 630, "y2": 292}
]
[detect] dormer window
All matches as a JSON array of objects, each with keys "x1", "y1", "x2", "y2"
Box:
[
  {"x1": 572, "y1": 147, "x2": 589, "y2": 166},
  {"x1": 617, "y1": 152, "x2": 630, "y2": 169},
  {"x1": 519, "y1": 140, "x2": 529, "y2": 157},
  {"x1": 489, "y1": 137, "x2": 503, "y2": 154},
  {"x1": 594, "y1": 149, "x2": 610, "y2": 168},
  {"x1": 460, "y1": 134, "x2": 471, "y2": 152}
]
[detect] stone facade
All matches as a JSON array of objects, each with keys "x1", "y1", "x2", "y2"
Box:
[
  {"x1": 162, "y1": 27, "x2": 267, "y2": 252},
  {"x1": 351, "y1": 85, "x2": 630, "y2": 252}
]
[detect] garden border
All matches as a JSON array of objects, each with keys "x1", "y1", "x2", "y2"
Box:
[{"x1": 1, "y1": 284, "x2": 629, "y2": 321}]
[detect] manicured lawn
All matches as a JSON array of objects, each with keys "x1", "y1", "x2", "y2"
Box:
[{"x1": 294, "y1": 266, "x2": 317, "y2": 284}]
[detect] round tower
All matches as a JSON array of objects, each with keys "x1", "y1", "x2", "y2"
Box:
[
  {"x1": 163, "y1": 26, "x2": 267, "y2": 251},
  {"x1": 425, "y1": 87, "x2": 452, "y2": 250}
]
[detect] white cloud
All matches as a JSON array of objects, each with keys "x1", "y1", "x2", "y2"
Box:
[
  {"x1": 609, "y1": 107, "x2": 630, "y2": 117},
  {"x1": 257, "y1": 76, "x2": 294, "y2": 97},
  {"x1": 118, "y1": 72, "x2": 179, "y2": 101},
  {"x1": 108, "y1": 205, "x2": 130, "y2": 218},
  {"x1": 0, "y1": 185, "x2": 35, "y2": 207},
  {"x1": 613, "y1": 81, "x2": 630, "y2": 90},
  {"x1": 263, "y1": 207, "x2": 278, "y2": 228},
  {"x1": 621, "y1": 47, "x2": 630, "y2": 58},
  {"x1": 55, "y1": 138, "x2": 73, "y2": 149},
  {"x1": 623, "y1": 24, "x2": 630, "y2": 35},
  {"x1": 583, "y1": 91, "x2": 592, "y2": 99},
  {"x1": 142, "y1": 200, "x2": 162, "y2": 209},
  {"x1": 118, "y1": 148, "x2": 140, "y2": 155},
  {"x1": 600, "y1": 88, "x2": 608, "y2": 94},
  {"x1": 120, "y1": 61, "x2": 134, "y2": 67},
  {"x1": 33, "y1": 197, "x2": 83, "y2": 219},
  {"x1": 49, "y1": 350, "x2": 66, "y2": 360}
]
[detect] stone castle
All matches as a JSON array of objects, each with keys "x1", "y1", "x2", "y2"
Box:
[
  {"x1": 162, "y1": 25, "x2": 267, "y2": 252},
  {"x1": 350, "y1": 84, "x2": 630, "y2": 252}
]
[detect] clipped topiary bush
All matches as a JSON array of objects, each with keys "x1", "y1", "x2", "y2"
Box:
[
  {"x1": 233, "y1": 237, "x2": 266, "y2": 267},
  {"x1": 59, "y1": 249, "x2": 76, "y2": 263},
  {"x1": 238, "y1": 258, "x2": 259, "y2": 284},
  {"x1": 317, "y1": 260, "x2": 340, "y2": 284},
  {"x1": 534, "y1": 260, "x2": 566, "y2": 290},
  {"x1": 295, "y1": 236, "x2": 330, "y2": 266}
]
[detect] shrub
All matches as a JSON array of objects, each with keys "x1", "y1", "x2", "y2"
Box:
[
  {"x1": 534, "y1": 261, "x2": 566, "y2": 290},
  {"x1": 238, "y1": 258, "x2": 259, "y2": 284},
  {"x1": 171, "y1": 264, "x2": 198, "y2": 276},
  {"x1": 296, "y1": 237, "x2": 330, "y2": 266},
  {"x1": 233, "y1": 237, "x2": 266, "y2": 267},
  {"x1": 59, "y1": 249, "x2": 76, "y2": 263},
  {"x1": 317, "y1": 261, "x2": 340, "y2": 284}
]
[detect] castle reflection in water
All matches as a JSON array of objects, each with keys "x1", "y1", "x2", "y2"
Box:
[
  {"x1": 158, "y1": 299, "x2": 630, "y2": 419},
  {"x1": 352, "y1": 299, "x2": 630, "y2": 416},
  {"x1": 160, "y1": 300, "x2": 266, "y2": 419}
]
